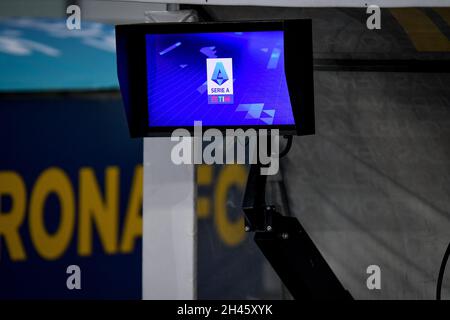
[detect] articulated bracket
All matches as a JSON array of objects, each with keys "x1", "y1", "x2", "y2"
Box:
[{"x1": 241, "y1": 136, "x2": 353, "y2": 300}]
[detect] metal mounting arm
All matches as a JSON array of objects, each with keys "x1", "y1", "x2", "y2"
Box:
[{"x1": 241, "y1": 135, "x2": 353, "y2": 300}]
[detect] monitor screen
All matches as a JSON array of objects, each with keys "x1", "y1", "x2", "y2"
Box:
[
  {"x1": 115, "y1": 20, "x2": 314, "y2": 137},
  {"x1": 145, "y1": 31, "x2": 295, "y2": 128}
]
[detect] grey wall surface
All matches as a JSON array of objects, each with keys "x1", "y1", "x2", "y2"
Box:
[
  {"x1": 0, "y1": 0, "x2": 65, "y2": 17},
  {"x1": 80, "y1": 0, "x2": 166, "y2": 23},
  {"x1": 282, "y1": 71, "x2": 450, "y2": 299}
]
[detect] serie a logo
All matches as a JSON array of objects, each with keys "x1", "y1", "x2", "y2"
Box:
[{"x1": 206, "y1": 58, "x2": 234, "y2": 104}]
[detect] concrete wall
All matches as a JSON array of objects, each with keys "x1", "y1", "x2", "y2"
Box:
[{"x1": 284, "y1": 71, "x2": 450, "y2": 299}]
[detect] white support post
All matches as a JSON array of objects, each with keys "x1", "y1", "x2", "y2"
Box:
[
  {"x1": 141, "y1": 5, "x2": 198, "y2": 300},
  {"x1": 143, "y1": 137, "x2": 196, "y2": 299}
]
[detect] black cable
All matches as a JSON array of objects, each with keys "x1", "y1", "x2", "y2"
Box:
[
  {"x1": 279, "y1": 135, "x2": 293, "y2": 158},
  {"x1": 437, "y1": 241, "x2": 450, "y2": 300},
  {"x1": 278, "y1": 136, "x2": 294, "y2": 299},
  {"x1": 272, "y1": 135, "x2": 294, "y2": 217}
]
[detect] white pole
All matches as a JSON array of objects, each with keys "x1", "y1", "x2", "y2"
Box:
[
  {"x1": 143, "y1": 137, "x2": 196, "y2": 299},
  {"x1": 142, "y1": 6, "x2": 198, "y2": 300}
]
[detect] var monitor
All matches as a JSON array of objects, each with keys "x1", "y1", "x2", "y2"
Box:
[{"x1": 115, "y1": 20, "x2": 314, "y2": 137}]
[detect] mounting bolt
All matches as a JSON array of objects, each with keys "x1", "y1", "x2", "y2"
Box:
[
  {"x1": 266, "y1": 225, "x2": 272, "y2": 232},
  {"x1": 266, "y1": 206, "x2": 271, "y2": 211},
  {"x1": 244, "y1": 226, "x2": 250, "y2": 232},
  {"x1": 282, "y1": 233, "x2": 289, "y2": 240}
]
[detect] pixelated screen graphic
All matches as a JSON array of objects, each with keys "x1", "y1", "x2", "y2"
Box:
[{"x1": 146, "y1": 31, "x2": 295, "y2": 127}]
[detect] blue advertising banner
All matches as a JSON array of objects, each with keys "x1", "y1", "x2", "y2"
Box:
[
  {"x1": 196, "y1": 164, "x2": 268, "y2": 299},
  {"x1": 0, "y1": 18, "x2": 142, "y2": 298},
  {"x1": 0, "y1": 94, "x2": 143, "y2": 298}
]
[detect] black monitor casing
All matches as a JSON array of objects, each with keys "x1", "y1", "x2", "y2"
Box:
[{"x1": 115, "y1": 20, "x2": 314, "y2": 137}]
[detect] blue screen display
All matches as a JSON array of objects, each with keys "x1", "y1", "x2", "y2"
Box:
[{"x1": 146, "y1": 31, "x2": 295, "y2": 127}]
